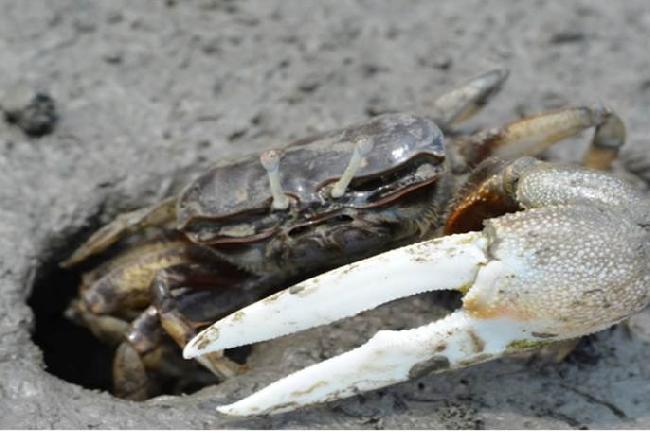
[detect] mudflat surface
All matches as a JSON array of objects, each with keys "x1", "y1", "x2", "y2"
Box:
[{"x1": 1, "y1": 0, "x2": 650, "y2": 429}]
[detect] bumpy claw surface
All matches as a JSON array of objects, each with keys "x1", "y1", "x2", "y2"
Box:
[{"x1": 184, "y1": 161, "x2": 650, "y2": 416}]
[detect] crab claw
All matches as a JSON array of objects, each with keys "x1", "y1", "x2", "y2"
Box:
[
  {"x1": 185, "y1": 204, "x2": 648, "y2": 416},
  {"x1": 183, "y1": 232, "x2": 488, "y2": 357},
  {"x1": 216, "y1": 312, "x2": 539, "y2": 416}
]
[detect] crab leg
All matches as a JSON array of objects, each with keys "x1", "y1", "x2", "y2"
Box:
[
  {"x1": 456, "y1": 105, "x2": 625, "y2": 169},
  {"x1": 183, "y1": 232, "x2": 488, "y2": 357},
  {"x1": 431, "y1": 68, "x2": 509, "y2": 127},
  {"x1": 583, "y1": 107, "x2": 626, "y2": 170},
  {"x1": 217, "y1": 312, "x2": 545, "y2": 416},
  {"x1": 61, "y1": 197, "x2": 177, "y2": 267}
]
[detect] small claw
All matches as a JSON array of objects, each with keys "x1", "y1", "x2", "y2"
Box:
[
  {"x1": 216, "y1": 311, "x2": 540, "y2": 416},
  {"x1": 183, "y1": 232, "x2": 488, "y2": 358}
]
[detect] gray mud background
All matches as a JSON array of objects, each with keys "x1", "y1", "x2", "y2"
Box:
[{"x1": 2, "y1": 0, "x2": 650, "y2": 429}]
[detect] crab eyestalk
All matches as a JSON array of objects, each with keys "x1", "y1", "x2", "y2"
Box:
[
  {"x1": 260, "y1": 149, "x2": 290, "y2": 210},
  {"x1": 330, "y1": 138, "x2": 373, "y2": 198}
]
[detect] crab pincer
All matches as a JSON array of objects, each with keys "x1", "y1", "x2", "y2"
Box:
[{"x1": 185, "y1": 158, "x2": 650, "y2": 416}]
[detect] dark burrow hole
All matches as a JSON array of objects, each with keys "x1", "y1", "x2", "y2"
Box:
[
  {"x1": 27, "y1": 233, "x2": 252, "y2": 400},
  {"x1": 29, "y1": 262, "x2": 114, "y2": 392}
]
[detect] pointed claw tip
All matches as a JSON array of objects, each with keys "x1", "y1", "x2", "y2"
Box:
[
  {"x1": 217, "y1": 403, "x2": 251, "y2": 417},
  {"x1": 182, "y1": 337, "x2": 206, "y2": 359},
  {"x1": 216, "y1": 404, "x2": 234, "y2": 415},
  {"x1": 182, "y1": 344, "x2": 197, "y2": 360},
  {"x1": 184, "y1": 326, "x2": 226, "y2": 359}
]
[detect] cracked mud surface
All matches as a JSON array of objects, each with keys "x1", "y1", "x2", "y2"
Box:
[{"x1": 2, "y1": 0, "x2": 650, "y2": 429}]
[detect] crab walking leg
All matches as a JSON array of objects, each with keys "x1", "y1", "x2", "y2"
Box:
[
  {"x1": 61, "y1": 197, "x2": 177, "y2": 267},
  {"x1": 455, "y1": 105, "x2": 625, "y2": 169},
  {"x1": 431, "y1": 69, "x2": 509, "y2": 128},
  {"x1": 217, "y1": 311, "x2": 546, "y2": 416},
  {"x1": 183, "y1": 232, "x2": 488, "y2": 357},
  {"x1": 582, "y1": 108, "x2": 626, "y2": 170}
]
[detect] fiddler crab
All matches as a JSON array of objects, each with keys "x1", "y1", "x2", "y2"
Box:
[{"x1": 62, "y1": 69, "x2": 649, "y2": 416}]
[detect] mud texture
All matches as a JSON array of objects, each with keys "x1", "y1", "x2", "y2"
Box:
[{"x1": 2, "y1": 0, "x2": 650, "y2": 429}]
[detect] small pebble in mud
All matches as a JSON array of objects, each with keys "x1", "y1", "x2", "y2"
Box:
[{"x1": 2, "y1": 87, "x2": 58, "y2": 137}]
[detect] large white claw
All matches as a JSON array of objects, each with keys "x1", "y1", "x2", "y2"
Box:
[
  {"x1": 183, "y1": 232, "x2": 488, "y2": 358},
  {"x1": 216, "y1": 312, "x2": 537, "y2": 416}
]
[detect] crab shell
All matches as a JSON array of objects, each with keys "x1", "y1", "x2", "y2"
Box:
[{"x1": 174, "y1": 113, "x2": 451, "y2": 276}]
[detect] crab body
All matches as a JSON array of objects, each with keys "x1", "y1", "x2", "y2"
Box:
[
  {"x1": 63, "y1": 69, "x2": 637, "y2": 409},
  {"x1": 64, "y1": 110, "x2": 457, "y2": 399},
  {"x1": 176, "y1": 113, "x2": 449, "y2": 278}
]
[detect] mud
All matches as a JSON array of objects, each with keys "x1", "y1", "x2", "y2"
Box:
[{"x1": 1, "y1": 0, "x2": 650, "y2": 429}]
